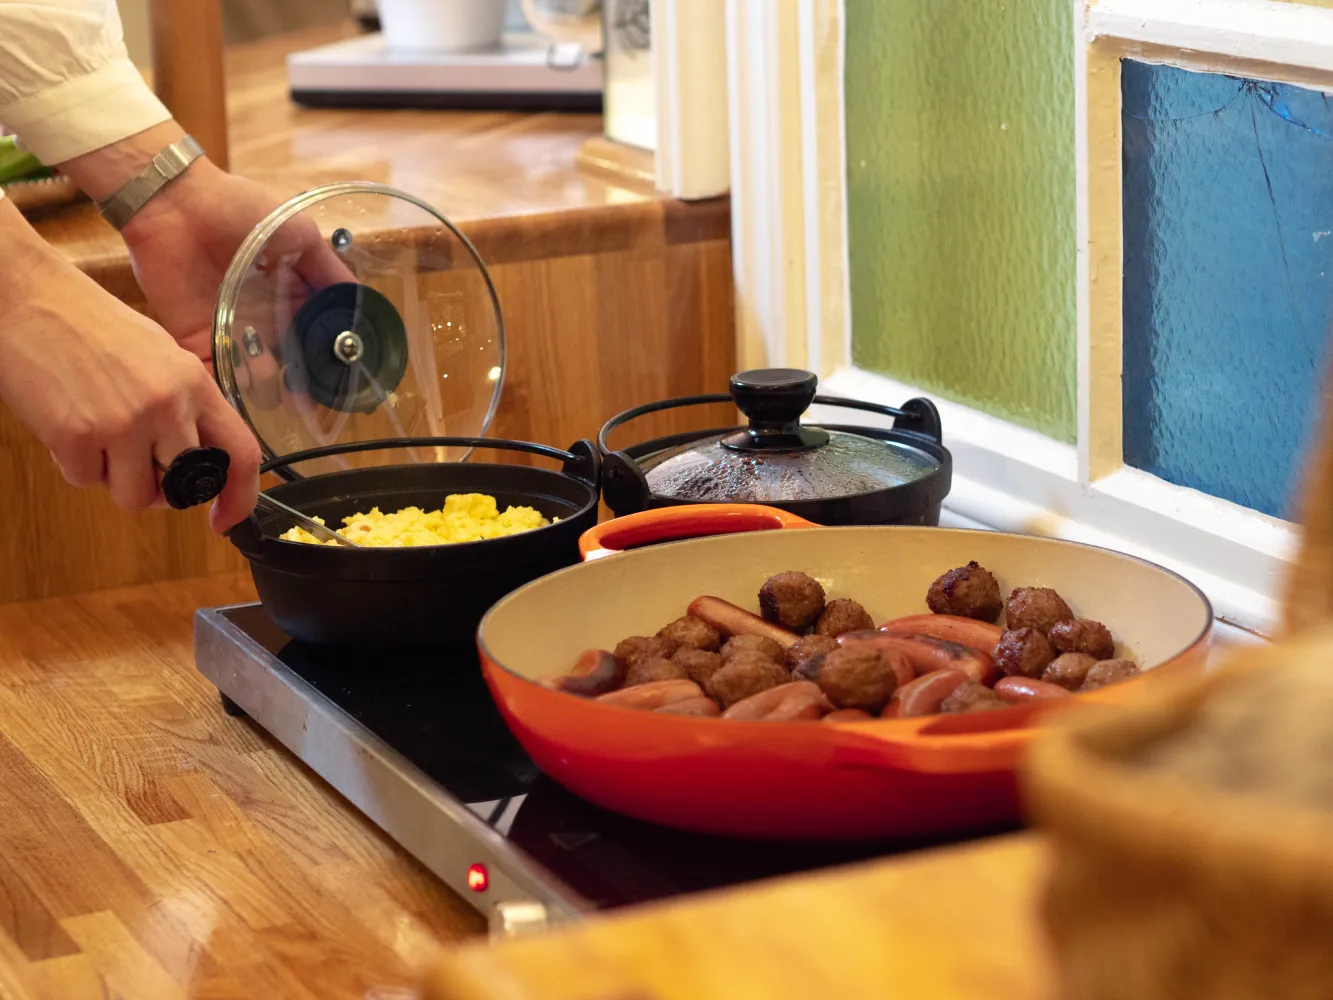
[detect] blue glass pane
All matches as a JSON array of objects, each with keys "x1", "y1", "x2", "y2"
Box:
[{"x1": 1121, "y1": 60, "x2": 1333, "y2": 519}]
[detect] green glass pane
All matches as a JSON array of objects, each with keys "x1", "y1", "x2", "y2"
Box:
[{"x1": 844, "y1": 0, "x2": 1077, "y2": 442}]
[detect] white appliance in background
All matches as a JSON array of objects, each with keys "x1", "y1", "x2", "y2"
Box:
[
  {"x1": 602, "y1": 0, "x2": 654, "y2": 151},
  {"x1": 288, "y1": 0, "x2": 602, "y2": 111}
]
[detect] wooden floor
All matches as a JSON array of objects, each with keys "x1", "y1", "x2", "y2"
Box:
[{"x1": 0, "y1": 575, "x2": 484, "y2": 999}]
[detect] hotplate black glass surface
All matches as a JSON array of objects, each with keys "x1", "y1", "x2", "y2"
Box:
[{"x1": 218, "y1": 604, "x2": 1018, "y2": 911}]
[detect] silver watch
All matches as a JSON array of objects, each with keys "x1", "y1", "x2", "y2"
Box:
[{"x1": 95, "y1": 134, "x2": 205, "y2": 230}]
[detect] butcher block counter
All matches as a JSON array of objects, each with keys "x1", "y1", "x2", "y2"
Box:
[{"x1": 4, "y1": 22, "x2": 734, "y2": 606}]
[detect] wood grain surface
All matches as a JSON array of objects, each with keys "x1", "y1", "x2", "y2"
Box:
[
  {"x1": 0, "y1": 573, "x2": 485, "y2": 999},
  {"x1": 2, "y1": 24, "x2": 735, "y2": 605},
  {"x1": 424, "y1": 834, "x2": 1050, "y2": 1000}
]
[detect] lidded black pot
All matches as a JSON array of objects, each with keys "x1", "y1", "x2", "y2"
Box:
[
  {"x1": 203, "y1": 182, "x2": 600, "y2": 648},
  {"x1": 599, "y1": 369, "x2": 951, "y2": 526}
]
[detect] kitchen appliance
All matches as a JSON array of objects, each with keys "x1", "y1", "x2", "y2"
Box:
[
  {"x1": 478, "y1": 504, "x2": 1214, "y2": 840},
  {"x1": 195, "y1": 602, "x2": 1015, "y2": 932},
  {"x1": 599, "y1": 368, "x2": 952, "y2": 526},
  {"x1": 286, "y1": 1, "x2": 602, "y2": 112},
  {"x1": 210, "y1": 182, "x2": 601, "y2": 648}
]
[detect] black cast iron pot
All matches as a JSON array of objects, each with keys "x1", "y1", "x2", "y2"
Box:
[
  {"x1": 599, "y1": 369, "x2": 952, "y2": 526},
  {"x1": 227, "y1": 436, "x2": 600, "y2": 649}
]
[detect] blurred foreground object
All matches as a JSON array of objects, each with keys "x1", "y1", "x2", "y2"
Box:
[{"x1": 1026, "y1": 351, "x2": 1333, "y2": 999}]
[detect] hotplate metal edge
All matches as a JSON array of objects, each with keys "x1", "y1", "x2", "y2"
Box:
[{"x1": 193, "y1": 604, "x2": 588, "y2": 929}]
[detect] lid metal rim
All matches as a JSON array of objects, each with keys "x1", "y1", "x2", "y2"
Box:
[{"x1": 211, "y1": 180, "x2": 508, "y2": 469}]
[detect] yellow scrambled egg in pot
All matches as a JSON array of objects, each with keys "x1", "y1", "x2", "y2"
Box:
[{"x1": 279, "y1": 493, "x2": 550, "y2": 547}]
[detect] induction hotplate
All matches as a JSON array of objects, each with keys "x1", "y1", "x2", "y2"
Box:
[{"x1": 194, "y1": 604, "x2": 1016, "y2": 936}]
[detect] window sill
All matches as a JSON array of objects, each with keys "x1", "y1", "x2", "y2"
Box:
[{"x1": 815, "y1": 366, "x2": 1295, "y2": 637}]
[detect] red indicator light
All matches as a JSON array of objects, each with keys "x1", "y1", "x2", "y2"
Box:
[{"x1": 467, "y1": 863, "x2": 489, "y2": 892}]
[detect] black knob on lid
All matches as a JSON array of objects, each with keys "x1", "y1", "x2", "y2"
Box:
[
  {"x1": 160, "y1": 446, "x2": 231, "y2": 509},
  {"x1": 722, "y1": 368, "x2": 830, "y2": 453}
]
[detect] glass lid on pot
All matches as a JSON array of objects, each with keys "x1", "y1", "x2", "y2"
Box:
[
  {"x1": 213, "y1": 182, "x2": 504, "y2": 477},
  {"x1": 638, "y1": 369, "x2": 941, "y2": 503}
]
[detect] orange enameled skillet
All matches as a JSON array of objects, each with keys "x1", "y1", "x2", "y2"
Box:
[{"x1": 478, "y1": 504, "x2": 1213, "y2": 840}]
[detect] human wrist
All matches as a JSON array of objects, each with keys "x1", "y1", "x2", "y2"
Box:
[
  {"x1": 0, "y1": 199, "x2": 71, "y2": 308},
  {"x1": 54, "y1": 120, "x2": 192, "y2": 203}
]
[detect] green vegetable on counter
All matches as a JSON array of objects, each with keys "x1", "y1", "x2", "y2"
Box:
[{"x1": 0, "y1": 135, "x2": 53, "y2": 185}]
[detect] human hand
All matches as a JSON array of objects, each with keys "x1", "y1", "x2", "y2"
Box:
[
  {"x1": 121, "y1": 157, "x2": 352, "y2": 368},
  {"x1": 57, "y1": 122, "x2": 350, "y2": 369},
  {"x1": 0, "y1": 201, "x2": 261, "y2": 532}
]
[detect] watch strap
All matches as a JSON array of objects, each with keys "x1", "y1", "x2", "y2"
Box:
[{"x1": 96, "y1": 134, "x2": 205, "y2": 230}]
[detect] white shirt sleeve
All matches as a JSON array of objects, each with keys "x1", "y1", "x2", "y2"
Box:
[{"x1": 0, "y1": 0, "x2": 171, "y2": 165}]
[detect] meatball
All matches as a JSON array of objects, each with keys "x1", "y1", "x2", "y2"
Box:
[
  {"x1": 758, "y1": 571, "x2": 826, "y2": 631},
  {"x1": 817, "y1": 646, "x2": 903, "y2": 714},
  {"x1": 613, "y1": 635, "x2": 679, "y2": 668},
  {"x1": 720, "y1": 633, "x2": 786, "y2": 665},
  {"x1": 1005, "y1": 587, "x2": 1074, "y2": 635},
  {"x1": 940, "y1": 681, "x2": 1010, "y2": 714},
  {"x1": 657, "y1": 615, "x2": 722, "y2": 653},
  {"x1": 1081, "y1": 659, "x2": 1141, "y2": 692},
  {"x1": 814, "y1": 598, "x2": 875, "y2": 638},
  {"x1": 1048, "y1": 618, "x2": 1115, "y2": 660},
  {"x1": 704, "y1": 652, "x2": 791, "y2": 708},
  {"x1": 672, "y1": 647, "x2": 726, "y2": 688},
  {"x1": 927, "y1": 561, "x2": 1003, "y2": 622},
  {"x1": 625, "y1": 656, "x2": 688, "y2": 687},
  {"x1": 1042, "y1": 652, "x2": 1098, "y2": 691},
  {"x1": 787, "y1": 634, "x2": 840, "y2": 682},
  {"x1": 993, "y1": 627, "x2": 1055, "y2": 679}
]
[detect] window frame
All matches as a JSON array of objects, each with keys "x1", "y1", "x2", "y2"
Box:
[{"x1": 723, "y1": 0, "x2": 1333, "y2": 634}]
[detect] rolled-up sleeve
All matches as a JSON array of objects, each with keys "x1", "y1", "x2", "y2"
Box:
[{"x1": 0, "y1": 0, "x2": 170, "y2": 164}]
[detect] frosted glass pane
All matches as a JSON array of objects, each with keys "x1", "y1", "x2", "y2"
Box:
[
  {"x1": 844, "y1": 0, "x2": 1076, "y2": 441},
  {"x1": 1121, "y1": 61, "x2": 1332, "y2": 519}
]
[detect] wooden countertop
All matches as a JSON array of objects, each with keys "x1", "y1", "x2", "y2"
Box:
[
  {"x1": 426, "y1": 834, "x2": 1050, "y2": 1000},
  {"x1": 0, "y1": 574, "x2": 484, "y2": 999},
  {"x1": 29, "y1": 22, "x2": 660, "y2": 273}
]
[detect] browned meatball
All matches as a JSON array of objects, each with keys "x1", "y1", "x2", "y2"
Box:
[
  {"x1": 1080, "y1": 659, "x2": 1141, "y2": 692},
  {"x1": 758, "y1": 571, "x2": 826, "y2": 631},
  {"x1": 787, "y1": 634, "x2": 840, "y2": 682},
  {"x1": 613, "y1": 635, "x2": 679, "y2": 668},
  {"x1": 672, "y1": 647, "x2": 726, "y2": 688},
  {"x1": 720, "y1": 633, "x2": 786, "y2": 665},
  {"x1": 817, "y1": 646, "x2": 903, "y2": 714},
  {"x1": 940, "y1": 681, "x2": 1010, "y2": 714},
  {"x1": 993, "y1": 627, "x2": 1055, "y2": 679},
  {"x1": 1042, "y1": 652, "x2": 1098, "y2": 691},
  {"x1": 704, "y1": 652, "x2": 791, "y2": 708},
  {"x1": 1005, "y1": 587, "x2": 1074, "y2": 635},
  {"x1": 657, "y1": 615, "x2": 722, "y2": 653},
  {"x1": 1048, "y1": 618, "x2": 1115, "y2": 660},
  {"x1": 814, "y1": 598, "x2": 875, "y2": 638},
  {"x1": 927, "y1": 561, "x2": 1003, "y2": 622},
  {"x1": 625, "y1": 656, "x2": 688, "y2": 687}
]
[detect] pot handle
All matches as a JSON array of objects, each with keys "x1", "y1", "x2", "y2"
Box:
[
  {"x1": 579, "y1": 503, "x2": 816, "y2": 561},
  {"x1": 827, "y1": 706, "x2": 1052, "y2": 776},
  {"x1": 257, "y1": 436, "x2": 601, "y2": 488}
]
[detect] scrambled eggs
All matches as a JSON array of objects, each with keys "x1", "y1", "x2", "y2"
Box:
[{"x1": 279, "y1": 493, "x2": 550, "y2": 547}]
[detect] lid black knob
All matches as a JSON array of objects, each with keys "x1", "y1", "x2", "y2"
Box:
[
  {"x1": 729, "y1": 368, "x2": 819, "y2": 423},
  {"x1": 722, "y1": 368, "x2": 829, "y2": 453},
  {"x1": 160, "y1": 446, "x2": 231, "y2": 509}
]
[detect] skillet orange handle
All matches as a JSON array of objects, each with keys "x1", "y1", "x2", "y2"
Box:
[
  {"x1": 579, "y1": 503, "x2": 816, "y2": 561},
  {"x1": 827, "y1": 703, "x2": 1062, "y2": 775}
]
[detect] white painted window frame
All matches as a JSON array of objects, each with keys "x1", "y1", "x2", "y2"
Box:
[{"x1": 724, "y1": 0, "x2": 1333, "y2": 635}]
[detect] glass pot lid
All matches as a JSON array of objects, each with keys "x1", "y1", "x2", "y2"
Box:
[
  {"x1": 213, "y1": 182, "x2": 505, "y2": 478},
  {"x1": 637, "y1": 370, "x2": 942, "y2": 504}
]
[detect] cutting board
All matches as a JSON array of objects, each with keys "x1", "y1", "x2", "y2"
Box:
[{"x1": 423, "y1": 832, "x2": 1050, "y2": 1000}]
